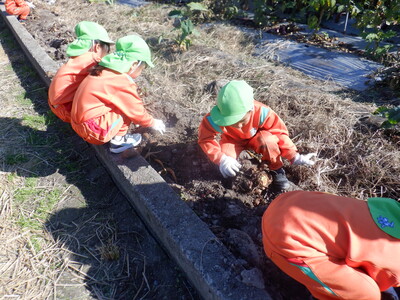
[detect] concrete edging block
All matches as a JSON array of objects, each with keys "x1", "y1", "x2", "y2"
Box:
[{"x1": 0, "y1": 7, "x2": 272, "y2": 299}]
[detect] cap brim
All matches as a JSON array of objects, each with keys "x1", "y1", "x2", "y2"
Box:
[
  {"x1": 100, "y1": 38, "x2": 115, "y2": 44},
  {"x1": 145, "y1": 60, "x2": 154, "y2": 68},
  {"x1": 210, "y1": 105, "x2": 246, "y2": 126}
]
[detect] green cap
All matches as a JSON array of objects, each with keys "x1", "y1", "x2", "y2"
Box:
[
  {"x1": 66, "y1": 21, "x2": 114, "y2": 57},
  {"x1": 210, "y1": 80, "x2": 254, "y2": 126},
  {"x1": 368, "y1": 197, "x2": 400, "y2": 239},
  {"x1": 99, "y1": 35, "x2": 154, "y2": 73}
]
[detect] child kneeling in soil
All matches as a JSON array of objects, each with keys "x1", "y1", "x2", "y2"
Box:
[
  {"x1": 198, "y1": 80, "x2": 315, "y2": 190},
  {"x1": 262, "y1": 191, "x2": 400, "y2": 300},
  {"x1": 48, "y1": 21, "x2": 114, "y2": 123},
  {"x1": 5, "y1": 0, "x2": 34, "y2": 22},
  {"x1": 70, "y1": 35, "x2": 166, "y2": 153}
]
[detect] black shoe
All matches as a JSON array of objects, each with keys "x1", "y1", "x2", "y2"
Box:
[{"x1": 271, "y1": 168, "x2": 290, "y2": 190}]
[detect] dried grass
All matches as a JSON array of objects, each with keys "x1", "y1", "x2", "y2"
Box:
[
  {"x1": 39, "y1": 0, "x2": 399, "y2": 200},
  {"x1": 0, "y1": 193, "x2": 66, "y2": 299},
  {"x1": 0, "y1": 186, "x2": 147, "y2": 299},
  {"x1": 139, "y1": 10, "x2": 400, "y2": 199}
]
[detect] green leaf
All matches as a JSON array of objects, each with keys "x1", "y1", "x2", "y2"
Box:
[
  {"x1": 168, "y1": 10, "x2": 183, "y2": 18},
  {"x1": 187, "y1": 2, "x2": 208, "y2": 12},
  {"x1": 374, "y1": 106, "x2": 400, "y2": 128},
  {"x1": 374, "y1": 106, "x2": 390, "y2": 115},
  {"x1": 351, "y1": 5, "x2": 361, "y2": 15},
  {"x1": 365, "y1": 33, "x2": 379, "y2": 42},
  {"x1": 307, "y1": 15, "x2": 319, "y2": 29},
  {"x1": 387, "y1": 107, "x2": 400, "y2": 124},
  {"x1": 180, "y1": 19, "x2": 194, "y2": 35},
  {"x1": 381, "y1": 120, "x2": 393, "y2": 128},
  {"x1": 337, "y1": 5, "x2": 346, "y2": 13},
  {"x1": 381, "y1": 30, "x2": 397, "y2": 40}
]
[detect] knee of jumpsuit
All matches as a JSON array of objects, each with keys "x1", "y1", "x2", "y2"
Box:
[
  {"x1": 115, "y1": 115, "x2": 131, "y2": 136},
  {"x1": 19, "y1": 5, "x2": 30, "y2": 19},
  {"x1": 248, "y1": 130, "x2": 283, "y2": 170}
]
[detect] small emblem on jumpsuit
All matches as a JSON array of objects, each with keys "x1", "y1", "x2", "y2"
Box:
[{"x1": 377, "y1": 215, "x2": 394, "y2": 228}]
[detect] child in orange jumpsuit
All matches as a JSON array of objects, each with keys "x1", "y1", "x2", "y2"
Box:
[
  {"x1": 198, "y1": 80, "x2": 316, "y2": 190},
  {"x1": 71, "y1": 35, "x2": 166, "y2": 153},
  {"x1": 5, "y1": 0, "x2": 34, "y2": 21},
  {"x1": 48, "y1": 21, "x2": 114, "y2": 123},
  {"x1": 262, "y1": 191, "x2": 400, "y2": 300}
]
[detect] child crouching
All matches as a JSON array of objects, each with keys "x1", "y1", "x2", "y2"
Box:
[
  {"x1": 71, "y1": 35, "x2": 165, "y2": 153},
  {"x1": 198, "y1": 80, "x2": 316, "y2": 190}
]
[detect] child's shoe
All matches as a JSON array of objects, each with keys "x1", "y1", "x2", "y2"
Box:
[
  {"x1": 381, "y1": 287, "x2": 399, "y2": 300},
  {"x1": 110, "y1": 133, "x2": 142, "y2": 154},
  {"x1": 270, "y1": 168, "x2": 290, "y2": 190}
]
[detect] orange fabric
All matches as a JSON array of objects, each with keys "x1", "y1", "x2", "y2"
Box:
[
  {"x1": 71, "y1": 69, "x2": 154, "y2": 144},
  {"x1": 71, "y1": 112, "x2": 130, "y2": 145},
  {"x1": 198, "y1": 100, "x2": 297, "y2": 169},
  {"x1": 5, "y1": 0, "x2": 30, "y2": 19},
  {"x1": 48, "y1": 52, "x2": 101, "y2": 123},
  {"x1": 262, "y1": 191, "x2": 400, "y2": 300}
]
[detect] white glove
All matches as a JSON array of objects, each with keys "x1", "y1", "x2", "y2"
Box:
[
  {"x1": 219, "y1": 154, "x2": 241, "y2": 178},
  {"x1": 26, "y1": 1, "x2": 35, "y2": 8},
  {"x1": 291, "y1": 153, "x2": 317, "y2": 166},
  {"x1": 152, "y1": 119, "x2": 166, "y2": 135}
]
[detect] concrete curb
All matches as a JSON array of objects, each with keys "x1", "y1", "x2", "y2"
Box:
[{"x1": 0, "y1": 5, "x2": 272, "y2": 300}]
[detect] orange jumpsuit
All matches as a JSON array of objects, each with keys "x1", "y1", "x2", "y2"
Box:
[
  {"x1": 70, "y1": 69, "x2": 155, "y2": 145},
  {"x1": 48, "y1": 52, "x2": 101, "y2": 123},
  {"x1": 198, "y1": 100, "x2": 298, "y2": 170},
  {"x1": 262, "y1": 191, "x2": 400, "y2": 300},
  {"x1": 5, "y1": 0, "x2": 30, "y2": 20}
]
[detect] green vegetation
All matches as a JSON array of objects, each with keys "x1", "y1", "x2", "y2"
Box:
[
  {"x1": 14, "y1": 178, "x2": 62, "y2": 250},
  {"x1": 168, "y1": 2, "x2": 208, "y2": 50},
  {"x1": 16, "y1": 91, "x2": 31, "y2": 106},
  {"x1": 22, "y1": 115, "x2": 47, "y2": 130},
  {"x1": 165, "y1": 0, "x2": 399, "y2": 130},
  {"x1": 374, "y1": 106, "x2": 400, "y2": 129},
  {"x1": 175, "y1": 0, "x2": 399, "y2": 59}
]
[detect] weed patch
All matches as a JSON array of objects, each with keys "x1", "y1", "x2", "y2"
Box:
[{"x1": 22, "y1": 115, "x2": 47, "y2": 130}]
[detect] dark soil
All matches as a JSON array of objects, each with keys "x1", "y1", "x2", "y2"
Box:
[{"x1": 20, "y1": 1, "x2": 399, "y2": 299}]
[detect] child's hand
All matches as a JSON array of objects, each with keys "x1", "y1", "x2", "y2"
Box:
[
  {"x1": 291, "y1": 153, "x2": 317, "y2": 166},
  {"x1": 152, "y1": 119, "x2": 166, "y2": 135},
  {"x1": 219, "y1": 154, "x2": 241, "y2": 178}
]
